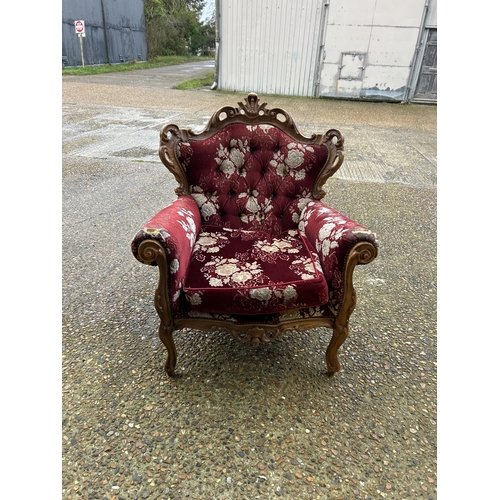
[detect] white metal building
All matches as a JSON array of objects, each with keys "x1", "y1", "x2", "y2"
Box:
[{"x1": 214, "y1": 0, "x2": 436, "y2": 103}]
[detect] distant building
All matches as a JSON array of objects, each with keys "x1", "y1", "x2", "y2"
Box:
[
  {"x1": 214, "y1": 0, "x2": 436, "y2": 103},
  {"x1": 62, "y1": 0, "x2": 148, "y2": 67}
]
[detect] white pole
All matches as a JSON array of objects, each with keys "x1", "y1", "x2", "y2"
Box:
[{"x1": 79, "y1": 33, "x2": 85, "y2": 68}]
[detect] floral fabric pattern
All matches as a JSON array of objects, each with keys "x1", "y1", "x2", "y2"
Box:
[
  {"x1": 184, "y1": 304, "x2": 334, "y2": 324},
  {"x1": 183, "y1": 226, "x2": 329, "y2": 315},
  {"x1": 131, "y1": 196, "x2": 201, "y2": 313},
  {"x1": 299, "y1": 200, "x2": 377, "y2": 311},
  {"x1": 133, "y1": 121, "x2": 378, "y2": 325},
  {"x1": 176, "y1": 123, "x2": 328, "y2": 234}
]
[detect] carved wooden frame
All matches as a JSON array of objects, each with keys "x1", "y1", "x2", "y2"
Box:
[
  {"x1": 159, "y1": 92, "x2": 344, "y2": 199},
  {"x1": 141, "y1": 93, "x2": 377, "y2": 376}
]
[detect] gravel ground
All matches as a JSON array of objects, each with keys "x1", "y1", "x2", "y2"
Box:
[{"x1": 61, "y1": 67, "x2": 437, "y2": 499}]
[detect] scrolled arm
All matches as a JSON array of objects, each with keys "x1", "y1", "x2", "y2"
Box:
[
  {"x1": 299, "y1": 200, "x2": 378, "y2": 309},
  {"x1": 131, "y1": 195, "x2": 201, "y2": 313}
]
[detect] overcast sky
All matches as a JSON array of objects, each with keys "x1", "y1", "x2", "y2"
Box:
[{"x1": 201, "y1": 0, "x2": 215, "y2": 22}]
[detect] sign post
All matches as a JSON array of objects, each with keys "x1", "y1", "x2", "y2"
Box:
[{"x1": 75, "y1": 20, "x2": 86, "y2": 68}]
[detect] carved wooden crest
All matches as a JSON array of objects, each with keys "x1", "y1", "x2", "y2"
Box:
[{"x1": 159, "y1": 93, "x2": 344, "y2": 198}]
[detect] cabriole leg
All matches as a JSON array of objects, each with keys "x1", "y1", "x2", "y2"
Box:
[
  {"x1": 158, "y1": 323, "x2": 177, "y2": 376},
  {"x1": 326, "y1": 321, "x2": 349, "y2": 374}
]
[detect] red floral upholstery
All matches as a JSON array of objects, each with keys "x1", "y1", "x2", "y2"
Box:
[
  {"x1": 130, "y1": 93, "x2": 379, "y2": 376},
  {"x1": 131, "y1": 196, "x2": 201, "y2": 314},
  {"x1": 131, "y1": 125, "x2": 376, "y2": 318},
  {"x1": 183, "y1": 226, "x2": 329, "y2": 315},
  {"x1": 177, "y1": 124, "x2": 328, "y2": 234},
  {"x1": 184, "y1": 304, "x2": 335, "y2": 326},
  {"x1": 299, "y1": 200, "x2": 378, "y2": 313}
]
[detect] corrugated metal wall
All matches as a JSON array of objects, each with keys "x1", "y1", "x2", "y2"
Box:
[
  {"x1": 217, "y1": 0, "x2": 435, "y2": 102},
  {"x1": 407, "y1": 0, "x2": 437, "y2": 103},
  {"x1": 317, "y1": 0, "x2": 428, "y2": 101},
  {"x1": 426, "y1": 0, "x2": 437, "y2": 27},
  {"x1": 218, "y1": 0, "x2": 324, "y2": 97},
  {"x1": 62, "y1": 0, "x2": 148, "y2": 67}
]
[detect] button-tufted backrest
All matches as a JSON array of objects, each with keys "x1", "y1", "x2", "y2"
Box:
[{"x1": 176, "y1": 123, "x2": 329, "y2": 234}]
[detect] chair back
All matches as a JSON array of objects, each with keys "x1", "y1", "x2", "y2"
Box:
[{"x1": 159, "y1": 93, "x2": 344, "y2": 234}]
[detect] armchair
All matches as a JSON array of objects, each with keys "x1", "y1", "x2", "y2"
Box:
[{"x1": 131, "y1": 93, "x2": 378, "y2": 376}]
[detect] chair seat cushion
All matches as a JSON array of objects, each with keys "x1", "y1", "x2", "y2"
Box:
[{"x1": 184, "y1": 226, "x2": 329, "y2": 315}]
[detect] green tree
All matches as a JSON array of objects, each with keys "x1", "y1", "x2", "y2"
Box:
[
  {"x1": 143, "y1": 0, "x2": 212, "y2": 58},
  {"x1": 198, "y1": 19, "x2": 216, "y2": 56}
]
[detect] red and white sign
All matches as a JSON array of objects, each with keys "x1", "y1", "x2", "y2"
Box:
[{"x1": 75, "y1": 20, "x2": 85, "y2": 35}]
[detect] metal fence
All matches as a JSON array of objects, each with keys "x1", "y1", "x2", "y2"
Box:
[
  {"x1": 218, "y1": 0, "x2": 324, "y2": 97},
  {"x1": 62, "y1": 0, "x2": 148, "y2": 67}
]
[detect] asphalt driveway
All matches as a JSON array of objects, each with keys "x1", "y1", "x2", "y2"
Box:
[{"x1": 62, "y1": 62, "x2": 437, "y2": 499}]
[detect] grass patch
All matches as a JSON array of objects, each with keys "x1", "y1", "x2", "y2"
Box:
[
  {"x1": 176, "y1": 72, "x2": 214, "y2": 90},
  {"x1": 62, "y1": 55, "x2": 212, "y2": 76}
]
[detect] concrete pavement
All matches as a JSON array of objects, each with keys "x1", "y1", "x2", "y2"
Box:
[
  {"x1": 62, "y1": 59, "x2": 216, "y2": 88},
  {"x1": 62, "y1": 60, "x2": 436, "y2": 187}
]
